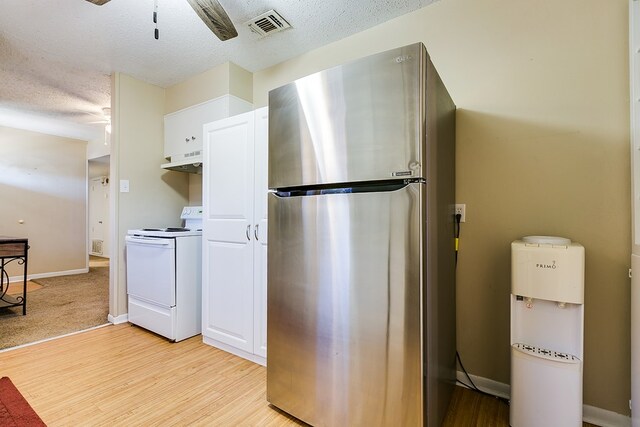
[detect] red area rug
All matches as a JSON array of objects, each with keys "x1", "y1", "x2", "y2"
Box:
[{"x1": 0, "y1": 377, "x2": 46, "y2": 426}]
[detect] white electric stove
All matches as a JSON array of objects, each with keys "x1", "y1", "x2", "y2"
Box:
[{"x1": 125, "y1": 206, "x2": 203, "y2": 342}]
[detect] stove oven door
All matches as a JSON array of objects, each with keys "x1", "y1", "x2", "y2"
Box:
[
  {"x1": 125, "y1": 235, "x2": 178, "y2": 340},
  {"x1": 125, "y1": 236, "x2": 176, "y2": 307}
]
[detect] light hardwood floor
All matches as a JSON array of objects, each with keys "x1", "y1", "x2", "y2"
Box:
[
  {"x1": 442, "y1": 386, "x2": 597, "y2": 427},
  {"x1": 0, "y1": 324, "x2": 597, "y2": 426},
  {"x1": 89, "y1": 255, "x2": 110, "y2": 268},
  {"x1": 0, "y1": 324, "x2": 301, "y2": 426}
]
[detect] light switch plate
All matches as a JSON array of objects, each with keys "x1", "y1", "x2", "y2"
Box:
[{"x1": 120, "y1": 180, "x2": 130, "y2": 193}]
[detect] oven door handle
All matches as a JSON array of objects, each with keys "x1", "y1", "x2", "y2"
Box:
[{"x1": 125, "y1": 236, "x2": 173, "y2": 246}]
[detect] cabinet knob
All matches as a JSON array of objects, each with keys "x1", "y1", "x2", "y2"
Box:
[
  {"x1": 185, "y1": 137, "x2": 190, "y2": 142},
  {"x1": 191, "y1": 136, "x2": 196, "y2": 140}
]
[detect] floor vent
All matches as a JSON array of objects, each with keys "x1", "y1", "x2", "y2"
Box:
[
  {"x1": 91, "y1": 239, "x2": 103, "y2": 255},
  {"x1": 246, "y1": 10, "x2": 290, "y2": 37}
]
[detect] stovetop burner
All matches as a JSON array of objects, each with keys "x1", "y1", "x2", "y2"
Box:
[
  {"x1": 141, "y1": 227, "x2": 191, "y2": 232},
  {"x1": 129, "y1": 207, "x2": 203, "y2": 238}
]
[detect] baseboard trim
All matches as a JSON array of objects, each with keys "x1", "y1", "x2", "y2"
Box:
[
  {"x1": 202, "y1": 336, "x2": 266, "y2": 367},
  {"x1": 456, "y1": 371, "x2": 631, "y2": 427},
  {"x1": 0, "y1": 323, "x2": 110, "y2": 353},
  {"x1": 108, "y1": 313, "x2": 129, "y2": 324},
  {"x1": 583, "y1": 405, "x2": 632, "y2": 427},
  {"x1": 9, "y1": 268, "x2": 89, "y2": 283},
  {"x1": 456, "y1": 370, "x2": 510, "y2": 399}
]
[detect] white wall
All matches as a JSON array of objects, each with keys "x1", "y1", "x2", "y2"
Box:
[
  {"x1": 87, "y1": 130, "x2": 110, "y2": 160},
  {"x1": 88, "y1": 156, "x2": 109, "y2": 179},
  {"x1": 88, "y1": 156, "x2": 110, "y2": 259},
  {"x1": 88, "y1": 176, "x2": 110, "y2": 258}
]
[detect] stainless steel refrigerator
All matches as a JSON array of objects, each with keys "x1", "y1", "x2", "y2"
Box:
[{"x1": 266, "y1": 42, "x2": 456, "y2": 427}]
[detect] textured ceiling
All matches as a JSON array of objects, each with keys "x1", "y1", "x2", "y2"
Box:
[{"x1": 0, "y1": 0, "x2": 435, "y2": 140}]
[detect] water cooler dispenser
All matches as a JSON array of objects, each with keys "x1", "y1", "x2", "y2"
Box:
[{"x1": 510, "y1": 236, "x2": 584, "y2": 427}]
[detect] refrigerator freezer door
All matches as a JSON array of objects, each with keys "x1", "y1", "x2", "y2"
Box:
[
  {"x1": 267, "y1": 183, "x2": 424, "y2": 426},
  {"x1": 268, "y1": 43, "x2": 425, "y2": 189}
]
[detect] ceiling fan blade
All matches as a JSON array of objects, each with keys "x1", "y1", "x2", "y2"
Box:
[
  {"x1": 186, "y1": 0, "x2": 238, "y2": 41},
  {"x1": 84, "y1": 0, "x2": 111, "y2": 5}
]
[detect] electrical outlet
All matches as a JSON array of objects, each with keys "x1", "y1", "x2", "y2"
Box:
[{"x1": 455, "y1": 204, "x2": 466, "y2": 222}]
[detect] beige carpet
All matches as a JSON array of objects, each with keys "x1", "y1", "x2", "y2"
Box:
[{"x1": 0, "y1": 267, "x2": 109, "y2": 350}]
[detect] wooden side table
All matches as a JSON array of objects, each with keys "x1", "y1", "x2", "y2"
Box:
[{"x1": 0, "y1": 237, "x2": 29, "y2": 315}]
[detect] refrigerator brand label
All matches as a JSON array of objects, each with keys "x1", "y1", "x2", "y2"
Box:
[
  {"x1": 395, "y1": 55, "x2": 413, "y2": 63},
  {"x1": 392, "y1": 171, "x2": 413, "y2": 177}
]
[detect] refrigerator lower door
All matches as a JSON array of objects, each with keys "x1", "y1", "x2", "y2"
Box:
[{"x1": 267, "y1": 183, "x2": 423, "y2": 426}]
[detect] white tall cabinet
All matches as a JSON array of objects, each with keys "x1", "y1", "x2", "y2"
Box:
[{"x1": 202, "y1": 107, "x2": 268, "y2": 365}]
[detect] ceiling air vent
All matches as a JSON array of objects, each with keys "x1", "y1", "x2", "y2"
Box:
[{"x1": 246, "y1": 10, "x2": 291, "y2": 37}]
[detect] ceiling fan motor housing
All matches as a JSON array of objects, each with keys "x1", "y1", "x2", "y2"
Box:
[{"x1": 85, "y1": 0, "x2": 111, "y2": 5}]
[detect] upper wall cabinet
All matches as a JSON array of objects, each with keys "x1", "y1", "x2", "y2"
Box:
[{"x1": 162, "y1": 95, "x2": 252, "y2": 172}]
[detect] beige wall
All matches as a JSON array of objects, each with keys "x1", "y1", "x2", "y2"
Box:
[
  {"x1": 228, "y1": 62, "x2": 253, "y2": 105},
  {"x1": 0, "y1": 126, "x2": 87, "y2": 276},
  {"x1": 188, "y1": 177, "x2": 203, "y2": 206},
  {"x1": 164, "y1": 62, "x2": 253, "y2": 115},
  {"x1": 110, "y1": 73, "x2": 190, "y2": 316},
  {"x1": 164, "y1": 62, "x2": 254, "y2": 206},
  {"x1": 253, "y1": 0, "x2": 630, "y2": 415},
  {"x1": 165, "y1": 63, "x2": 230, "y2": 115}
]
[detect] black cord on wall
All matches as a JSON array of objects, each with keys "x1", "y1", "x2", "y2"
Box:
[
  {"x1": 456, "y1": 351, "x2": 510, "y2": 405},
  {"x1": 454, "y1": 213, "x2": 461, "y2": 267},
  {"x1": 453, "y1": 212, "x2": 509, "y2": 405}
]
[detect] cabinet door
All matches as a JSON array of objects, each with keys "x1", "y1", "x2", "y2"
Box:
[
  {"x1": 203, "y1": 111, "x2": 255, "y2": 353},
  {"x1": 253, "y1": 107, "x2": 269, "y2": 358},
  {"x1": 164, "y1": 97, "x2": 232, "y2": 159}
]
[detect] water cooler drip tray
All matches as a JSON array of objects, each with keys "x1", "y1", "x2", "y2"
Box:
[{"x1": 512, "y1": 343, "x2": 580, "y2": 363}]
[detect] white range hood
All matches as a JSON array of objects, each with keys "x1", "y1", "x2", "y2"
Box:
[{"x1": 161, "y1": 152, "x2": 202, "y2": 174}]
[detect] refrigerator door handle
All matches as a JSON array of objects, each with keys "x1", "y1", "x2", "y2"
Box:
[
  {"x1": 246, "y1": 224, "x2": 251, "y2": 241},
  {"x1": 272, "y1": 180, "x2": 418, "y2": 198},
  {"x1": 254, "y1": 224, "x2": 259, "y2": 241}
]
